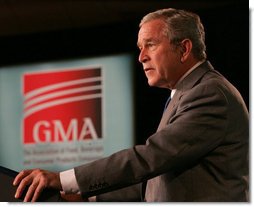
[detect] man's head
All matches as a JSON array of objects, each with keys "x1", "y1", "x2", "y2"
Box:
[{"x1": 137, "y1": 8, "x2": 206, "y2": 89}]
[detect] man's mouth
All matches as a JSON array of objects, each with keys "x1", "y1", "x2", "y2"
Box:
[{"x1": 144, "y1": 68, "x2": 153, "y2": 72}]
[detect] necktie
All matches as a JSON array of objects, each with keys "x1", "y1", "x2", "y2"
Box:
[{"x1": 163, "y1": 96, "x2": 171, "y2": 112}]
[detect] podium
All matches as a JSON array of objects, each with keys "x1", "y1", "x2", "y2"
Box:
[{"x1": 0, "y1": 166, "x2": 61, "y2": 202}]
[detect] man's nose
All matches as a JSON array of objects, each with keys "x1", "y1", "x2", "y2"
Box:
[{"x1": 138, "y1": 49, "x2": 149, "y2": 63}]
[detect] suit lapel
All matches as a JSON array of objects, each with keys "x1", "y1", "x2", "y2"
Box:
[
  {"x1": 156, "y1": 61, "x2": 214, "y2": 131},
  {"x1": 157, "y1": 90, "x2": 183, "y2": 131}
]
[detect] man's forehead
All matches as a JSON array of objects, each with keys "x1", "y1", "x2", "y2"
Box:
[
  {"x1": 139, "y1": 19, "x2": 164, "y2": 32},
  {"x1": 139, "y1": 20, "x2": 165, "y2": 35},
  {"x1": 137, "y1": 24, "x2": 166, "y2": 45}
]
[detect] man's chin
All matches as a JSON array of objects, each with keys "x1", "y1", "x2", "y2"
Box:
[
  {"x1": 147, "y1": 80, "x2": 170, "y2": 89},
  {"x1": 147, "y1": 80, "x2": 159, "y2": 88}
]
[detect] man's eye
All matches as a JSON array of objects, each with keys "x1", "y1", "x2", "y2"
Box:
[
  {"x1": 147, "y1": 43, "x2": 154, "y2": 47},
  {"x1": 147, "y1": 43, "x2": 158, "y2": 51}
]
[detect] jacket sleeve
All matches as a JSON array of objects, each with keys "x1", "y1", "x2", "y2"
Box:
[{"x1": 74, "y1": 80, "x2": 229, "y2": 199}]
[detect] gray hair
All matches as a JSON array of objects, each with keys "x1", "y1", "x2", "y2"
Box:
[{"x1": 140, "y1": 8, "x2": 207, "y2": 60}]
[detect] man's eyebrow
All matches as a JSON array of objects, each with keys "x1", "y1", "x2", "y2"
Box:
[{"x1": 137, "y1": 38, "x2": 157, "y2": 47}]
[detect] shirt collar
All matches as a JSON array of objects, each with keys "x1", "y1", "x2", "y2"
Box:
[{"x1": 171, "y1": 60, "x2": 205, "y2": 98}]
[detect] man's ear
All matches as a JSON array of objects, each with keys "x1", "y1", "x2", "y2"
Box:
[{"x1": 179, "y1": 39, "x2": 192, "y2": 63}]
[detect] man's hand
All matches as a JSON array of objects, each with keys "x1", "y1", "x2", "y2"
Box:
[{"x1": 13, "y1": 169, "x2": 62, "y2": 202}]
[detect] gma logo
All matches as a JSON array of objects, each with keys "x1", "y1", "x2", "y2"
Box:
[{"x1": 32, "y1": 118, "x2": 99, "y2": 143}]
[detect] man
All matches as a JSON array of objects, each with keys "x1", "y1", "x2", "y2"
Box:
[{"x1": 13, "y1": 8, "x2": 249, "y2": 202}]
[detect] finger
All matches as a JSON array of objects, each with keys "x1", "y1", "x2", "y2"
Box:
[
  {"x1": 13, "y1": 169, "x2": 31, "y2": 186},
  {"x1": 15, "y1": 174, "x2": 33, "y2": 199},
  {"x1": 31, "y1": 180, "x2": 46, "y2": 202},
  {"x1": 24, "y1": 181, "x2": 39, "y2": 202}
]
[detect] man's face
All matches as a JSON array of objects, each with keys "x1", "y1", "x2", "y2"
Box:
[{"x1": 137, "y1": 19, "x2": 182, "y2": 89}]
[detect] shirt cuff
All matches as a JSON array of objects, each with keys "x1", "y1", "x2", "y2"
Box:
[{"x1": 60, "y1": 168, "x2": 80, "y2": 194}]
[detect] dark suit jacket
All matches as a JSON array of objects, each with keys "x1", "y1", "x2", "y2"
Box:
[{"x1": 75, "y1": 61, "x2": 249, "y2": 202}]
